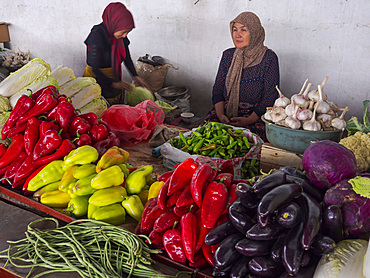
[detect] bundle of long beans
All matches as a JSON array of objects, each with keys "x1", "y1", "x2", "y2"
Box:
[{"x1": 0, "y1": 218, "x2": 183, "y2": 278}]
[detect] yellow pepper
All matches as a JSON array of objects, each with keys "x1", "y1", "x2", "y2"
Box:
[
  {"x1": 63, "y1": 145, "x2": 99, "y2": 171},
  {"x1": 28, "y1": 160, "x2": 65, "y2": 192},
  {"x1": 88, "y1": 186, "x2": 127, "y2": 207},
  {"x1": 148, "y1": 181, "x2": 164, "y2": 200},
  {"x1": 73, "y1": 164, "x2": 97, "y2": 179},
  {"x1": 33, "y1": 181, "x2": 61, "y2": 202},
  {"x1": 121, "y1": 195, "x2": 144, "y2": 222},
  {"x1": 92, "y1": 203, "x2": 126, "y2": 226},
  {"x1": 65, "y1": 195, "x2": 90, "y2": 218},
  {"x1": 125, "y1": 165, "x2": 153, "y2": 195},
  {"x1": 69, "y1": 174, "x2": 97, "y2": 198},
  {"x1": 40, "y1": 190, "x2": 71, "y2": 208},
  {"x1": 87, "y1": 203, "x2": 98, "y2": 219},
  {"x1": 96, "y1": 146, "x2": 130, "y2": 173},
  {"x1": 91, "y1": 165, "x2": 125, "y2": 189},
  {"x1": 59, "y1": 165, "x2": 79, "y2": 192}
]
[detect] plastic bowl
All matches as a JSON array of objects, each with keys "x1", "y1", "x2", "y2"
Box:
[
  {"x1": 262, "y1": 116, "x2": 344, "y2": 154},
  {"x1": 157, "y1": 86, "x2": 188, "y2": 100},
  {"x1": 181, "y1": 112, "x2": 194, "y2": 123}
]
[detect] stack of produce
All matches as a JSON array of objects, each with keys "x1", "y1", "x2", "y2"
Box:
[
  {"x1": 0, "y1": 95, "x2": 11, "y2": 134},
  {"x1": 137, "y1": 157, "x2": 240, "y2": 269},
  {"x1": 0, "y1": 85, "x2": 120, "y2": 193},
  {"x1": 264, "y1": 77, "x2": 348, "y2": 131},
  {"x1": 1, "y1": 49, "x2": 31, "y2": 68}
]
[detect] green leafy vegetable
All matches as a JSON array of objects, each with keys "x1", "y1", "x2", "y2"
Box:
[
  {"x1": 70, "y1": 83, "x2": 101, "y2": 109},
  {"x1": 155, "y1": 100, "x2": 178, "y2": 114},
  {"x1": 79, "y1": 98, "x2": 108, "y2": 118},
  {"x1": 50, "y1": 65, "x2": 75, "y2": 87},
  {"x1": 59, "y1": 77, "x2": 98, "y2": 98},
  {"x1": 127, "y1": 85, "x2": 155, "y2": 106},
  {"x1": 346, "y1": 100, "x2": 370, "y2": 136},
  {"x1": 349, "y1": 176, "x2": 370, "y2": 198}
]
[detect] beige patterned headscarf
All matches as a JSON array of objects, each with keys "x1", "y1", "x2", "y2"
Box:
[{"x1": 226, "y1": 12, "x2": 268, "y2": 118}]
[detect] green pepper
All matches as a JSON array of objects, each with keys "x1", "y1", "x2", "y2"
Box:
[
  {"x1": 178, "y1": 132, "x2": 187, "y2": 146},
  {"x1": 91, "y1": 203, "x2": 126, "y2": 226},
  {"x1": 201, "y1": 150, "x2": 211, "y2": 156},
  {"x1": 40, "y1": 190, "x2": 71, "y2": 208},
  {"x1": 69, "y1": 174, "x2": 97, "y2": 198},
  {"x1": 218, "y1": 147, "x2": 226, "y2": 157},
  {"x1": 234, "y1": 128, "x2": 244, "y2": 134},
  {"x1": 96, "y1": 146, "x2": 130, "y2": 173},
  {"x1": 121, "y1": 195, "x2": 144, "y2": 222},
  {"x1": 117, "y1": 163, "x2": 130, "y2": 177},
  {"x1": 193, "y1": 138, "x2": 205, "y2": 153},
  {"x1": 63, "y1": 145, "x2": 99, "y2": 171},
  {"x1": 242, "y1": 136, "x2": 251, "y2": 149},
  {"x1": 33, "y1": 181, "x2": 61, "y2": 201},
  {"x1": 89, "y1": 186, "x2": 127, "y2": 207},
  {"x1": 192, "y1": 131, "x2": 202, "y2": 137},
  {"x1": 65, "y1": 195, "x2": 90, "y2": 218},
  {"x1": 125, "y1": 165, "x2": 153, "y2": 195},
  {"x1": 208, "y1": 146, "x2": 220, "y2": 157},
  {"x1": 226, "y1": 141, "x2": 238, "y2": 150},
  {"x1": 87, "y1": 203, "x2": 98, "y2": 219},
  {"x1": 199, "y1": 143, "x2": 216, "y2": 151},
  {"x1": 28, "y1": 160, "x2": 65, "y2": 192},
  {"x1": 91, "y1": 165, "x2": 125, "y2": 190},
  {"x1": 59, "y1": 165, "x2": 79, "y2": 193},
  {"x1": 73, "y1": 164, "x2": 97, "y2": 180}
]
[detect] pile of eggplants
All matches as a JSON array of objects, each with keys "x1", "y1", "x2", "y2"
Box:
[{"x1": 204, "y1": 166, "x2": 344, "y2": 277}]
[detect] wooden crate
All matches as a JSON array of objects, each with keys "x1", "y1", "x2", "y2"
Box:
[{"x1": 260, "y1": 143, "x2": 303, "y2": 172}]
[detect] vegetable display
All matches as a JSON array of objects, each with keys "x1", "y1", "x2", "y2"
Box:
[{"x1": 0, "y1": 218, "x2": 178, "y2": 278}]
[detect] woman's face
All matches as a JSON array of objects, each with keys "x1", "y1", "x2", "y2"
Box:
[
  {"x1": 232, "y1": 23, "x2": 250, "y2": 49},
  {"x1": 114, "y1": 29, "x2": 132, "y2": 39}
]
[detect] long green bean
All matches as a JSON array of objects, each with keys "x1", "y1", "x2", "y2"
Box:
[{"x1": 0, "y1": 218, "x2": 187, "y2": 278}]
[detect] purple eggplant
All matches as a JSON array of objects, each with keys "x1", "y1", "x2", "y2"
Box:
[
  {"x1": 323, "y1": 205, "x2": 344, "y2": 242},
  {"x1": 229, "y1": 201, "x2": 256, "y2": 234},
  {"x1": 271, "y1": 232, "x2": 286, "y2": 262},
  {"x1": 310, "y1": 234, "x2": 336, "y2": 256},
  {"x1": 246, "y1": 221, "x2": 283, "y2": 241},
  {"x1": 204, "y1": 220, "x2": 239, "y2": 246},
  {"x1": 279, "y1": 166, "x2": 307, "y2": 179},
  {"x1": 235, "y1": 238, "x2": 275, "y2": 257},
  {"x1": 282, "y1": 220, "x2": 304, "y2": 275},
  {"x1": 277, "y1": 202, "x2": 302, "y2": 229},
  {"x1": 230, "y1": 255, "x2": 251, "y2": 278},
  {"x1": 249, "y1": 256, "x2": 284, "y2": 277},
  {"x1": 236, "y1": 182, "x2": 259, "y2": 208},
  {"x1": 253, "y1": 170, "x2": 287, "y2": 196},
  {"x1": 213, "y1": 233, "x2": 244, "y2": 270},
  {"x1": 285, "y1": 175, "x2": 325, "y2": 202}
]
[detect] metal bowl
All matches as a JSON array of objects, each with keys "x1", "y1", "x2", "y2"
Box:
[
  {"x1": 157, "y1": 86, "x2": 188, "y2": 100},
  {"x1": 262, "y1": 116, "x2": 344, "y2": 154}
]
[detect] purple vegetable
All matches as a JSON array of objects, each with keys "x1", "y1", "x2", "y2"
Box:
[
  {"x1": 302, "y1": 140, "x2": 357, "y2": 190},
  {"x1": 324, "y1": 178, "x2": 370, "y2": 237}
]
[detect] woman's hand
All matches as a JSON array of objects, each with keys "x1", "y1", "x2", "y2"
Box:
[
  {"x1": 218, "y1": 114, "x2": 231, "y2": 124},
  {"x1": 112, "y1": 81, "x2": 133, "y2": 91},
  {"x1": 230, "y1": 112, "x2": 259, "y2": 127},
  {"x1": 133, "y1": 76, "x2": 151, "y2": 91}
]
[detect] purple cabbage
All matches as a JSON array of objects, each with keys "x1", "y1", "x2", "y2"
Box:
[
  {"x1": 302, "y1": 140, "x2": 357, "y2": 190},
  {"x1": 324, "y1": 177, "x2": 370, "y2": 237}
]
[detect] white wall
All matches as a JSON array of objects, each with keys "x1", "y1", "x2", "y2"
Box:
[{"x1": 1, "y1": 0, "x2": 370, "y2": 120}]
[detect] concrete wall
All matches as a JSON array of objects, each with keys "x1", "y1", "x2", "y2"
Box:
[{"x1": 1, "y1": 0, "x2": 369, "y2": 120}]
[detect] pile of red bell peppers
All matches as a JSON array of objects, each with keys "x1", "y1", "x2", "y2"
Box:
[
  {"x1": 136, "y1": 157, "x2": 240, "y2": 269},
  {"x1": 0, "y1": 85, "x2": 119, "y2": 194}
]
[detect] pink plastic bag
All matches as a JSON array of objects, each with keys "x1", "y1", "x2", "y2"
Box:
[{"x1": 101, "y1": 100, "x2": 164, "y2": 146}]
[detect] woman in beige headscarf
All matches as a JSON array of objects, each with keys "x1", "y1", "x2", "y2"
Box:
[{"x1": 205, "y1": 12, "x2": 279, "y2": 141}]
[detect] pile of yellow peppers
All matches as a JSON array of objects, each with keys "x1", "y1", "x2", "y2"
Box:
[{"x1": 29, "y1": 145, "x2": 157, "y2": 226}]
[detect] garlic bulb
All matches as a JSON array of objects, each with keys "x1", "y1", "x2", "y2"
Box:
[
  {"x1": 316, "y1": 85, "x2": 331, "y2": 114},
  {"x1": 264, "y1": 107, "x2": 274, "y2": 121},
  {"x1": 308, "y1": 76, "x2": 328, "y2": 102},
  {"x1": 303, "y1": 100, "x2": 321, "y2": 131},
  {"x1": 285, "y1": 98, "x2": 297, "y2": 117},
  {"x1": 291, "y1": 83, "x2": 312, "y2": 108},
  {"x1": 274, "y1": 86, "x2": 290, "y2": 108},
  {"x1": 317, "y1": 113, "x2": 332, "y2": 128},
  {"x1": 296, "y1": 105, "x2": 313, "y2": 121},
  {"x1": 271, "y1": 107, "x2": 287, "y2": 123},
  {"x1": 285, "y1": 105, "x2": 301, "y2": 130},
  {"x1": 331, "y1": 106, "x2": 349, "y2": 130}
]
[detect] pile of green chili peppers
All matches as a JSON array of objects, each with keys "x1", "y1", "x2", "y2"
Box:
[{"x1": 169, "y1": 122, "x2": 255, "y2": 159}]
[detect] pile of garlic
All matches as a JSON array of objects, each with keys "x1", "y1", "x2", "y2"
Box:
[
  {"x1": 264, "y1": 77, "x2": 348, "y2": 132},
  {"x1": 1, "y1": 49, "x2": 31, "y2": 68}
]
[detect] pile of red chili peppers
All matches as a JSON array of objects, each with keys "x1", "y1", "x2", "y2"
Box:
[
  {"x1": 0, "y1": 85, "x2": 119, "y2": 194},
  {"x1": 137, "y1": 157, "x2": 240, "y2": 269}
]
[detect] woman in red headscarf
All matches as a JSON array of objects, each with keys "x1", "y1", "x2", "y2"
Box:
[{"x1": 84, "y1": 2, "x2": 149, "y2": 105}]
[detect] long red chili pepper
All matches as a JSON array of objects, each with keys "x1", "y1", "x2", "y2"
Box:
[
  {"x1": 153, "y1": 209, "x2": 180, "y2": 233},
  {"x1": 79, "y1": 112, "x2": 99, "y2": 126},
  {"x1": 181, "y1": 212, "x2": 197, "y2": 263},
  {"x1": 32, "y1": 129, "x2": 63, "y2": 161},
  {"x1": 0, "y1": 143, "x2": 7, "y2": 158},
  {"x1": 195, "y1": 209, "x2": 212, "y2": 253},
  {"x1": 31, "y1": 85, "x2": 59, "y2": 101},
  {"x1": 72, "y1": 132, "x2": 92, "y2": 147},
  {"x1": 139, "y1": 197, "x2": 158, "y2": 235},
  {"x1": 222, "y1": 183, "x2": 238, "y2": 215},
  {"x1": 176, "y1": 186, "x2": 195, "y2": 208},
  {"x1": 202, "y1": 244, "x2": 215, "y2": 267},
  {"x1": 189, "y1": 251, "x2": 209, "y2": 269},
  {"x1": 39, "y1": 121, "x2": 59, "y2": 137},
  {"x1": 201, "y1": 181, "x2": 229, "y2": 229},
  {"x1": 7, "y1": 122, "x2": 27, "y2": 138},
  {"x1": 162, "y1": 229, "x2": 187, "y2": 264},
  {"x1": 173, "y1": 204, "x2": 198, "y2": 218},
  {"x1": 141, "y1": 205, "x2": 164, "y2": 235},
  {"x1": 24, "y1": 117, "x2": 41, "y2": 155},
  {"x1": 3, "y1": 152, "x2": 27, "y2": 187},
  {"x1": 1, "y1": 95, "x2": 34, "y2": 140},
  {"x1": 166, "y1": 189, "x2": 183, "y2": 208},
  {"x1": 215, "y1": 172, "x2": 234, "y2": 188},
  {"x1": 68, "y1": 116, "x2": 91, "y2": 137},
  {"x1": 190, "y1": 163, "x2": 216, "y2": 208},
  {"x1": 167, "y1": 158, "x2": 197, "y2": 196},
  {"x1": 157, "y1": 170, "x2": 174, "y2": 182},
  {"x1": 33, "y1": 139, "x2": 76, "y2": 165},
  {"x1": 157, "y1": 179, "x2": 170, "y2": 210},
  {"x1": 13, "y1": 154, "x2": 40, "y2": 185},
  {"x1": 219, "y1": 159, "x2": 234, "y2": 176},
  {"x1": 148, "y1": 230, "x2": 165, "y2": 250},
  {"x1": 0, "y1": 134, "x2": 25, "y2": 169},
  {"x1": 55, "y1": 100, "x2": 75, "y2": 133}
]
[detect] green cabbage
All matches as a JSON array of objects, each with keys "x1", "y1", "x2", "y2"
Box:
[
  {"x1": 9, "y1": 75, "x2": 59, "y2": 108},
  {"x1": 70, "y1": 83, "x2": 101, "y2": 110},
  {"x1": 155, "y1": 100, "x2": 178, "y2": 114},
  {"x1": 59, "y1": 77, "x2": 98, "y2": 98},
  {"x1": 79, "y1": 98, "x2": 108, "y2": 118},
  {"x1": 51, "y1": 65, "x2": 75, "y2": 87},
  {"x1": 0, "y1": 96, "x2": 11, "y2": 112},
  {"x1": 127, "y1": 85, "x2": 155, "y2": 106},
  {"x1": 0, "y1": 58, "x2": 50, "y2": 97}
]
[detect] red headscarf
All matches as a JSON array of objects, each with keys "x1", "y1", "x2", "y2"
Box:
[{"x1": 102, "y1": 2, "x2": 135, "y2": 81}]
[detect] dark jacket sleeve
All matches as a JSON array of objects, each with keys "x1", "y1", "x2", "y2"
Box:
[
  {"x1": 253, "y1": 50, "x2": 280, "y2": 117},
  {"x1": 212, "y1": 49, "x2": 234, "y2": 105},
  {"x1": 122, "y1": 38, "x2": 138, "y2": 77}
]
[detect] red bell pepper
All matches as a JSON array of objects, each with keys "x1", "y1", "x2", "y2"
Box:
[
  {"x1": 167, "y1": 158, "x2": 198, "y2": 196},
  {"x1": 55, "y1": 100, "x2": 75, "y2": 133},
  {"x1": 73, "y1": 132, "x2": 92, "y2": 147},
  {"x1": 13, "y1": 154, "x2": 40, "y2": 185},
  {"x1": 215, "y1": 172, "x2": 234, "y2": 188},
  {"x1": 158, "y1": 170, "x2": 174, "y2": 182},
  {"x1": 0, "y1": 134, "x2": 25, "y2": 169},
  {"x1": 33, "y1": 129, "x2": 63, "y2": 161},
  {"x1": 148, "y1": 230, "x2": 165, "y2": 250},
  {"x1": 39, "y1": 121, "x2": 59, "y2": 137},
  {"x1": 7, "y1": 122, "x2": 27, "y2": 138},
  {"x1": 201, "y1": 181, "x2": 229, "y2": 229},
  {"x1": 141, "y1": 205, "x2": 164, "y2": 235},
  {"x1": 0, "y1": 143, "x2": 7, "y2": 158},
  {"x1": 195, "y1": 156, "x2": 218, "y2": 168},
  {"x1": 176, "y1": 186, "x2": 194, "y2": 208},
  {"x1": 90, "y1": 123, "x2": 109, "y2": 143},
  {"x1": 162, "y1": 229, "x2": 187, "y2": 264},
  {"x1": 219, "y1": 159, "x2": 234, "y2": 176},
  {"x1": 31, "y1": 85, "x2": 59, "y2": 101},
  {"x1": 79, "y1": 112, "x2": 99, "y2": 126},
  {"x1": 1, "y1": 95, "x2": 34, "y2": 140},
  {"x1": 153, "y1": 209, "x2": 180, "y2": 233},
  {"x1": 201, "y1": 244, "x2": 215, "y2": 267},
  {"x1": 17, "y1": 93, "x2": 58, "y2": 125},
  {"x1": 3, "y1": 152, "x2": 27, "y2": 187},
  {"x1": 139, "y1": 197, "x2": 158, "y2": 235},
  {"x1": 166, "y1": 188, "x2": 184, "y2": 208},
  {"x1": 24, "y1": 117, "x2": 41, "y2": 155},
  {"x1": 68, "y1": 116, "x2": 91, "y2": 137},
  {"x1": 21, "y1": 164, "x2": 46, "y2": 196},
  {"x1": 189, "y1": 251, "x2": 209, "y2": 269},
  {"x1": 190, "y1": 163, "x2": 217, "y2": 208},
  {"x1": 181, "y1": 212, "x2": 197, "y2": 263},
  {"x1": 157, "y1": 179, "x2": 170, "y2": 210},
  {"x1": 33, "y1": 139, "x2": 76, "y2": 165},
  {"x1": 174, "y1": 204, "x2": 198, "y2": 218}
]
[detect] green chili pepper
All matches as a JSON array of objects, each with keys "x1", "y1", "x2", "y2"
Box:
[
  {"x1": 193, "y1": 138, "x2": 205, "y2": 153},
  {"x1": 192, "y1": 131, "x2": 202, "y2": 137},
  {"x1": 199, "y1": 143, "x2": 216, "y2": 151},
  {"x1": 226, "y1": 141, "x2": 238, "y2": 150},
  {"x1": 178, "y1": 132, "x2": 187, "y2": 146},
  {"x1": 234, "y1": 129, "x2": 244, "y2": 134},
  {"x1": 218, "y1": 147, "x2": 226, "y2": 157},
  {"x1": 201, "y1": 150, "x2": 211, "y2": 156},
  {"x1": 208, "y1": 146, "x2": 220, "y2": 157},
  {"x1": 242, "y1": 136, "x2": 251, "y2": 148}
]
